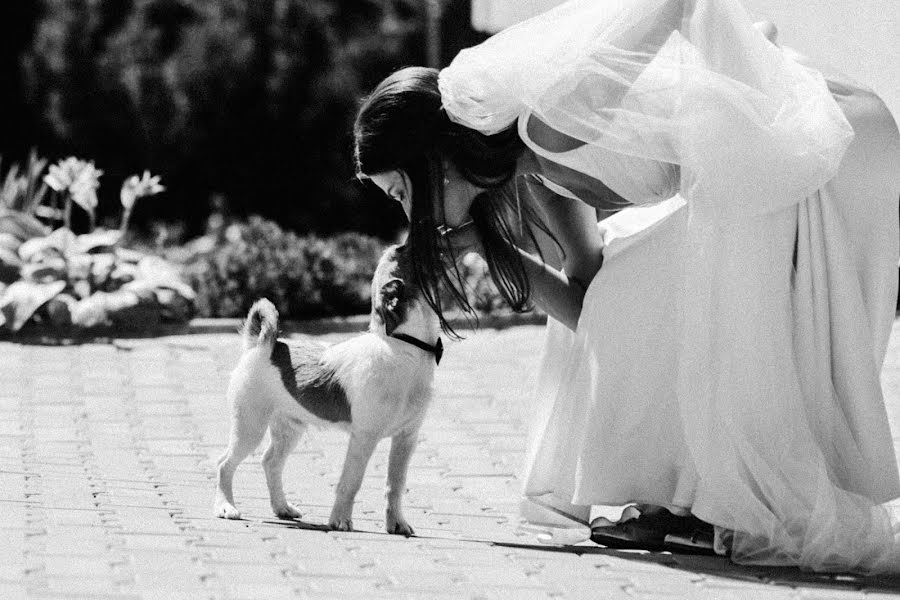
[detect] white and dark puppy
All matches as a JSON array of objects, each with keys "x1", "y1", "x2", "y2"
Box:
[{"x1": 213, "y1": 244, "x2": 442, "y2": 535}]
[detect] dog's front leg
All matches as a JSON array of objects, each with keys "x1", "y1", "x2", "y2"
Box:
[
  {"x1": 329, "y1": 431, "x2": 380, "y2": 531},
  {"x1": 385, "y1": 428, "x2": 419, "y2": 536}
]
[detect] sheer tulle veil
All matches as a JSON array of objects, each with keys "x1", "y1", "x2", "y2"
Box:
[
  {"x1": 438, "y1": 0, "x2": 853, "y2": 213},
  {"x1": 438, "y1": 0, "x2": 900, "y2": 574}
]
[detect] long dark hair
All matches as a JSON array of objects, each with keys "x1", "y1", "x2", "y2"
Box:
[{"x1": 354, "y1": 67, "x2": 556, "y2": 337}]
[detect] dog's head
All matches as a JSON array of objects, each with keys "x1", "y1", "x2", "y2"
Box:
[{"x1": 370, "y1": 245, "x2": 436, "y2": 339}]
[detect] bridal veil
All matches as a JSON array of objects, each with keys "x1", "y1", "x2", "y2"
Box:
[{"x1": 439, "y1": 0, "x2": 900, "y2": 573}]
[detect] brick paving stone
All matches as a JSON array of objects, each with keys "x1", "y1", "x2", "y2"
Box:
[
  {"x1": 1, "y1": 320, "x2": 899, "y2": 599},
  {"x1": 220, "y1": 582, "x2": 300, "y2": 600},
  {"x1": 798, "y1": 592, "x2": 873, "y2": 600},
  {"x1": 126, "y1": 590, "x2": 216, "y2": 600},
  {"x1": 556, "y1": 584, "x2": 636, "y2": 600},
  {"x1": 293, "y1": 573, "x2": 392, "y2": 596},
  {"x1": 0, "y1": 581, "x2": 28, "y2": 600}
]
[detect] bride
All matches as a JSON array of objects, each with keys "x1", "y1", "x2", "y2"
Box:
[{"x1": 353, "y1": 0, "x2": 900, "y2": 573}]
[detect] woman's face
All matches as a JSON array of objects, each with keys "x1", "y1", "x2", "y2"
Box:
[
  {"x1": 369, "y1": 161, "x2": 481, "y2": 228},
  {"x1": 369, "y1": 170, "x2": 413, "y2": 220}
]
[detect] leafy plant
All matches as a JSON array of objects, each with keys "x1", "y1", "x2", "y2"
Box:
[
  {"x1": 0, "y1": 155, "x2": 190, "y2": 333},
  {"x1": 0, "y1": 153, "x2": 52, "y2": 283},
  {"x1": 176, "y1": 215, "x2": 512, "y2": 321},
  {"x1": 1, "y1": 227, "x2": 194, "y2": 332},
  {"x1": 177, "y1": 216, "x2": 385, "y2": 319},
  {"x1": 0, "y1": 150, "x2": 49, "y2": 213}
]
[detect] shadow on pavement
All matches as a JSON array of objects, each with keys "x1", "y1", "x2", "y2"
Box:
[
  {"x1": 261, "y1": 518, "x2": 334, "y2": 533},
  {"x1": 492, "y1": 541, "x2": 900, "y2": 593},
  {"x1": 254, "y1": 517, "x2": 900, "y2": 594}
]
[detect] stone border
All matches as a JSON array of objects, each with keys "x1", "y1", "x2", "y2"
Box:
[{"x1": 0, "y1": 311, "x2": 548, "y2": 344}]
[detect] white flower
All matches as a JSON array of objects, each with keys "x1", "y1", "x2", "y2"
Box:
[
  {"x1": 120, "y1": 170, "x2": 165, "y2": 210},
  {"x1": 43, "y1": 157, "x2": 103, "y2": 216},
  {"x1": 43, "y1": 157, "x2": 80, "y2": 192},
  {"x1": 43, "y1": 158, "x2": 70, "y2": 192},
  {"x1": 225, "y1": 224, "x2": 242, "y2": 244}
]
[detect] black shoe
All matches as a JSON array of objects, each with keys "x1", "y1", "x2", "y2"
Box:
[{"x1": 590, "y1": 509, "x2": 717, "y2": 555}]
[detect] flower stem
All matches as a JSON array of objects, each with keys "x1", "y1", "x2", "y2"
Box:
[
  {"x1": 64, "y1": 196, "x2": 72, "y2": 230},
  {"x1": 117, "y1": 207, "x2": 132, "y2": 247}
]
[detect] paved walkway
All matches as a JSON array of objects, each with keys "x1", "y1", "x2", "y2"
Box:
[{"x1": 2, "y1": 319, "x2": 900, "y2": 600}]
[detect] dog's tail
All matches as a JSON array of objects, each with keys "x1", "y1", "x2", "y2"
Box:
[{"x1": 242, "y1": 299, "x2": 279, "y2": 353}]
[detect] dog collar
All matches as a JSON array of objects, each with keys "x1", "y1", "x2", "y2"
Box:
[{"x1": 391, "y1": 333, "x2": 443, "y2": 365}]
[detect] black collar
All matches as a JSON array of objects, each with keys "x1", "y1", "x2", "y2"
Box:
[{"x1": 391, "y1": 333, "x2": 443, "y2": 365}]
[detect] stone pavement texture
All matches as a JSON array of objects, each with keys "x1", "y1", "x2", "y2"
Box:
[{"x1": 1, "y1": 319, "x2": 900, "y2": 600}]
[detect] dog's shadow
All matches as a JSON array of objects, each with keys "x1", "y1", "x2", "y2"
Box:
[{"x1": 261, "y1": 517, "x2": 332, "y2": 532}]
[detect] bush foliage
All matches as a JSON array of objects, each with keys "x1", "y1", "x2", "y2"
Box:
[
  {"x1": 11, "y1": 0, "x2": 484, "y2": 239},
  {"x1": 177, "y1": 216, "x2": 385, "y2": 319},
  {"x1": 174, "y1": 215, "x2": 509, "y2": 321}
]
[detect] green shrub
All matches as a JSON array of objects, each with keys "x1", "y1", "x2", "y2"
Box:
[
  {"x1": 175, "y1": 215, "x2": 514, "y2": 321},
  {"x1": 178, "y1": 216, "x2": 385, "y2": 319}
]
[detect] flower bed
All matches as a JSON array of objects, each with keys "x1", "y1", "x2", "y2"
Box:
[
  {"x1": 0, "y1": 155, "x2": 194, "y2": 335},
  {"x1": 1, "y1": 153, "x2": 523, "y2": 335}
]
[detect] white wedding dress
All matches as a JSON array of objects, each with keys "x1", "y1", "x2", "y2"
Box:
[{"x1": 439, "y1": 0, "x2": 900, "y2": 573}]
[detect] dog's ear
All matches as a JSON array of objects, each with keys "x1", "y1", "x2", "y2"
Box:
[{"x1": 376, "y1": 278, "x2": 406, "y2": 336}]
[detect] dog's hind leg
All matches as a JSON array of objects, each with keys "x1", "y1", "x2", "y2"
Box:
[
  {"x1": 263, "y1": 416, "x2": 305, "y2": 519},
  {"x1": 385, "y1": 428, "x2": 419, "y2": 536},
  {"x1": 329, "y1": 431, "x2": 380, "y2": 531},
  {"x1": 214, "y1": 401, "x2": 271, "y2": 519}
]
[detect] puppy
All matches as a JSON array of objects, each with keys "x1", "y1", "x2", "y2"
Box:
[{"x1": 213, "y1": 244, "x2": 442, "y2": 535}]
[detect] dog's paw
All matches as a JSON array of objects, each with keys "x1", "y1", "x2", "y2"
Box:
[
  {"x1": 328, "y1": 504, "x2": 354, "y2": 531},
  {"x1": 386, "y1": 518, "x2": 415, "y2": 537},
  {"x1": 386, "y1": 507, "x2": 414, "y2": 536},
  {"x1": 273, "y1": 503, "x2": 303, "y2": 520},
  {"x1": 328, "y1": 517, "x2": 354, "y2": 531},
  {"x1": 214, "y1": 502, "x2": 242, "y2": 520}
]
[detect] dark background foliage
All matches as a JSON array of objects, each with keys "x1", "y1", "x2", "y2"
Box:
[{"x1": 0, "y1": 0, "x2": 487, "y2": 241}]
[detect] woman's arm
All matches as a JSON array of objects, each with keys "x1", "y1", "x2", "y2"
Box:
[
  {"x1": 515, "y1": 247, "x2": 585, "y2": 331},
  {"x1": 523, "y1": 176, "x2": 604, "y2": 290},
  {"x1": 442, "y1": 183, "x2": 600, "y2": 332}
]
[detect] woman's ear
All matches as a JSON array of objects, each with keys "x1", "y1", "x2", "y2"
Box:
[
  {"x1": 395, "y1": 170, "x2": 413, "y2": 220},
  {"x1": 376, "y1": 278, "x2": 406, "y2": 335}
]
